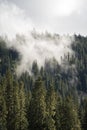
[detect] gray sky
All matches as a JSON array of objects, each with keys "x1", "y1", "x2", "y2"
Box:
[{"x1": 1, "y1": 0, "x2": 87, "y2": 35}]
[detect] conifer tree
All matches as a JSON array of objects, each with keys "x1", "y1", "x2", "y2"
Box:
[
  {"x1": 12, "y1": 81, "x2": 20, "y2": 130},
  {"x1": 5, "y1": 70, "x2": 14, "y2": 130},
  {"x1": 82, "y1": 98, "x2": 87, "y2": 130},
  {"x1": 32, "y1": 61, "x2": 39, "y2": 77},
  {"x1": 0, "y1": 84, "x2": 7, "y2": 130},
  {"x1": 29, "y1": 77, "x2": 46, "y2": 130},
  {"x1": 26, "y1": 90, "x2": 31, "y2": 130},
  {"x1": 46, "y1": 84, "x2": 57, "y2": 130},
  {"x1": 18, "y1": 81, "x2": 28, "y2": 130},
  {"x1": 55, "y1": 96, "x2": 81, "y2": 130}
]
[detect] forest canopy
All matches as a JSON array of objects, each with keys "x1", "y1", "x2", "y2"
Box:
[{"x1": 0, "y1": 34, "x2": 87, "y2": 130}]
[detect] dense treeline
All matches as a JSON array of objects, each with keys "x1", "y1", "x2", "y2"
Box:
[
  {"x1": 0, "y1": 34, "x2": 87, "y2": 130},
  {"x1": 0, "y1": 70, "x2": 82, "y2": 130}
]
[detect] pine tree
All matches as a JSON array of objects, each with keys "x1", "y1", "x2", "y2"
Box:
[
  {"x1": 82, "y1": 98, "x2": 87, "y2": 130},
  {"x1": 5, "y1": 70, "x2": 14, "y2": 130},
  {"x1": 18, "y1": 81, "x2": 28, "y2": 130},
  {"x1": 55, "y1": 96, "x2": 62, "y2": 130},
  {"x1": 12, "y1": 81, "x2": 20, "y2": 130},
  {"x1": 32, "y1": 61, "x2": 39, "y2": 77},
  {"x1": 26, "y1": 90, "x2": 31, "y2": 130},
  {"x1": 0, "y1": 83, "x2": 7, "y2": 130},
  {"x1": 29, "y1": 77, "x2": 46, "y2": 130},
  {"x1": 46, "y1": 84, "x2": 57, "y2": 130},
  {"x1": 55, "y1": 96, "x2": 81, "y2": 130}
]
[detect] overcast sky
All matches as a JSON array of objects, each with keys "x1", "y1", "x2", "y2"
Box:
[{"x1": 0, "y1": 0, "x2": 87, "y2": 35}]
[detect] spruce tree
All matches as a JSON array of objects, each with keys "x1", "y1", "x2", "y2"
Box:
[
  {"x1": 82, "y1": 98, "x2": 87, "y2": 130},
  {"x1": 18, "y1": 81, "x2": 28, "y2": 130},
  {"x1": 5, "y1": 70, "x2": 14, "y2": 130},
  {"x1": 12, "y1": 81, "x2": 20, "y2": 130},
  {"x1": 55, "y1": 96, "x2": 81, "y2": 130},
  {"x1": 46, "y1": 84, "x2": 57, "y2": 130},
  {"x1": 0, "y1": 84, "x2": 7, "y2": 130},
  {"x1": 29, "y1": 77, "x2": 46, "y2": 130}
]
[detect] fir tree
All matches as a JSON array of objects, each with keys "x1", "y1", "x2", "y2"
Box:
[
  {"x1": 0, "y1": 83, "x2": 7, "y2": 130},
  {"x1": 5, "y1": 70, "x2": 14, "y2": 130},
  {"x1": 46, "y1": 84, "x2": 57, "y2": 130},
  {"x1": 55, "y1": 96, "x2": 81, "y2": 130},
  {"x1": 12, "y1": 81, "x2": 20, "y2": 130},
  {"x1": 29, "y1": 77, "x2": 46, "y2": 130},
  {"x1": 18, "y1": 81, "x2": 28, "y2": 130},
  {"x1": 82, "y1": 98, "x2": 87, "y2": 130}
]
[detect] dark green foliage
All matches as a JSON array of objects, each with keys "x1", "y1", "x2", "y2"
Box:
[
  {"x1": 32, "y1": 61, "x2": 39, "y2": 77},
  {"x1": 18, "y1": 82, "x2": 28, "y2": 130},
  {"x1": 0, "y1": 34, "x2": 87, "y2": 130},
  {"x1": 29, "y1": 77, "x2": 46, "y2": 130},
  {"x1": 56, "y1": 96, "x2": 81, "y2": 130},
  {"x1": 82, "y1": 99, "x2": 87, "y2": 130},
  {"x1": 5, "y1": 70, "x2": 14, "y2": 130},
  {"x1": 12, "y1": 81, "x2": 20, "y2": 130},
  {"x1": 0, "y1": 83, "x2": 7, "y2": 130},
  {"x1": 46, "y1": 84, "x2": 57, "y2": 130}
]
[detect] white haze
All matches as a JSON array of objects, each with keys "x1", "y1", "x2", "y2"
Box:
[
  {"x1": 0, "y1": 1, "x2": 33, "y2": 39},
  {"x1": 0, "y1": 2, "x2": 74, "y2": 76},
  {"x1": 6, "y1": 0, "x2": 87, "y2": 35}
]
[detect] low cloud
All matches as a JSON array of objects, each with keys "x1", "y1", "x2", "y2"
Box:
[
  {"x1": 0, "y1": 1, "x2": 75, "y2": 76},
  {"x1": 0, "y1": 1, "x2": 33, "y2": 39}
]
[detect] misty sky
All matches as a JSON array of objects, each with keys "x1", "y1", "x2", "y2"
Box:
[{"x1": 1, "y1": 0, "x2": 87, "y2": 35}]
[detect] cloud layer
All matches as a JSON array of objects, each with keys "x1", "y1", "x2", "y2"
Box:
[
  {"x1": 0, "y1": 1, "x2": 75, "y2": 76},
  {"x1": 1, "y1": 0, "x2": 87, "y2": 35},
  {"x1": 6, "y1": 0, "x2": 87, "y2": 35},
  {"x1": 9, "y1": 34, "x2": 74, "y2": 76},
  {"x1": 0, "y1": 1, "x2": 33, "y2": 39}
]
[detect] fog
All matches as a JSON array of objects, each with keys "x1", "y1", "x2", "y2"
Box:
[{"x1": 0, "y1": 2, "x2": 74, "y2": 76}]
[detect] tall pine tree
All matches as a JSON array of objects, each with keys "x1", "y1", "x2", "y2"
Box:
[
  {"x1": 18, "y1": 81, "x2": 28, "y2": 130},
  {"x1": 5, "y1": 70, "x2": 14, "y2": 130},
  {"x1": 0, "y1": 83, "x2": 7, "y2": 130},
  {"x1": 46, "y1": 84, "x2": 57, "y2": 130},
  {"x1": 55, "y1": 96, "x2": 81, "y2": 130},
  {"x1": 29, "y1": 77, "x2": 46, "y2": 130}
]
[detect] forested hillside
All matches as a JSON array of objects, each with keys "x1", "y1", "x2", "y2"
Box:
[{"x1": 0, "y1": 34, "x2": 87, "y2": 130}]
